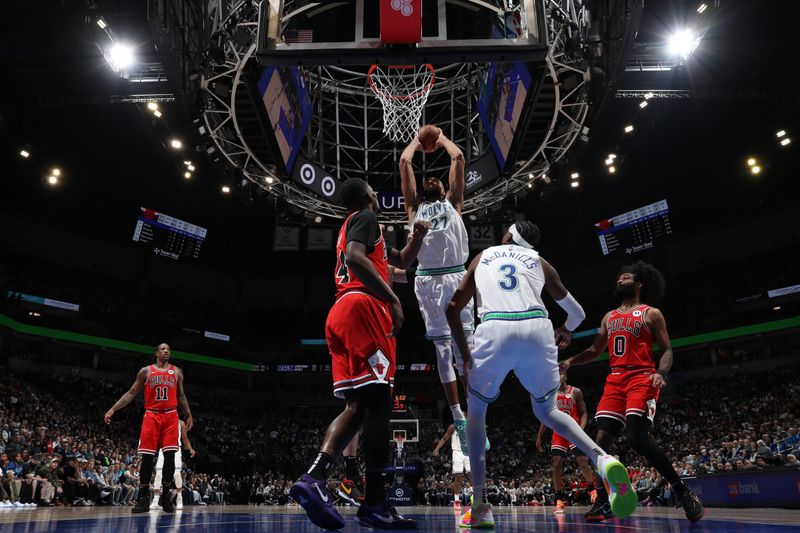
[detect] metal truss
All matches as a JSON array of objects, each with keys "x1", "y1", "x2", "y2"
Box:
[{"x1": 201, "y1": 0, "x2": 591, "y2": 223}]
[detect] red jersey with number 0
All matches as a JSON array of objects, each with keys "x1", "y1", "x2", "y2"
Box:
[
  {"x1": 606, "y1": 305, "x2": 656, "y2": 371},
  {"x1": 334, "y1": 211, "x2": 389, "y2": 298},
  {"x1": 556, "y1": 386, "x2": 580, "y2": 423},
  {"x1": 143, "y1": 364, "x2": 178, "y2": 411}
]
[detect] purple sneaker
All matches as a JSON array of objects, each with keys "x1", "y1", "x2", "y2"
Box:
[
  {"x1": 357, "y1": 501, "x2": 417, "y2": 529},
  {"x1": 290, "y1": 474, "x2": 345, "y2": 531}
]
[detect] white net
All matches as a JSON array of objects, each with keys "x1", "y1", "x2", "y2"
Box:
[{"x1": 368, "y1": 64, "x2": 435, "y2": 143}]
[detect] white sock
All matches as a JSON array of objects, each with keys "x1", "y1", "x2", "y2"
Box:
[
  {"x1": 451, "y1": 403, "x2": 465, "y2": 420},
  {"x1": 532, "y1": 394, "x2": 606, "y2": 465},
  {"x1": 466, "y1": 392, "x2": 489, "y2": 503}
]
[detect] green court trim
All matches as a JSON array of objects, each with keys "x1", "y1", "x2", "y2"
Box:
[
  {"x1": 0, "y1": 313, "x2": 252, "y2": 371},
  {"x1": 565, "y1": 315, "x2": 800, "y2": 362}
]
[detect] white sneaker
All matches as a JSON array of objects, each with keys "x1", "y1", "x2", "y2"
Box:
[
  {"x1": 12, "y1": 502, "x2": 22, "y2": 507},
  {"x1": 149, "y1": 499, "x2": 160, "y2": 510},
  {"x1": 176, "y1": 494, "x2": 183, "y2": 510}
]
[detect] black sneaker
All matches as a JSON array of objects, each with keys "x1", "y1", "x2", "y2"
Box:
[
  {"x1": 585, "y1": 500, "x2": 614, "y2": 523},
  {"x1": 132, "y1": 489, "x2": 151, "y2": 514},
  {"x1": 681, "y1": 490, "x2": 704, "y2": 523},
  {"x1": 357, "y1": 500, "x2": 416, "y2": 529},
  {"x1": 159, "y1": 487, "x2": 175, "y2": 513}
]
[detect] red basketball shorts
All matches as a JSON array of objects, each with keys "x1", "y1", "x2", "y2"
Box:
[
  {"x1": 326, "y1": 291, "x2": 396, "y2": 399},
  {"x1": 138, "y1": 410, "x2": 179, "y2": 455},
  {"x1": 595, "y1": 368, "x2": 660, "y2": 428}
]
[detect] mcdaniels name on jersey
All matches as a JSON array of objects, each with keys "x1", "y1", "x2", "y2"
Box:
[{"x1": 480, "y1": 249, "x2": 539, "y2": 269}]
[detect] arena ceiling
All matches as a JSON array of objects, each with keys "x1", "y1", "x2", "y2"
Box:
[{"x1": 1, "y1": 0, "x2": 798, "y2": 273}]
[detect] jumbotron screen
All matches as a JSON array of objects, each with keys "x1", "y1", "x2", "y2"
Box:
[
  {"x1": 132, "y1": 207, "x2": 207, "y2": 261},
  {"x1": 595, "y1": 199, "x2": 672, "y2": 256}
]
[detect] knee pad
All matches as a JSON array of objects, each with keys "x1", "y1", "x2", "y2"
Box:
[{"x1": 434, "y1": 340, "x2": 457, "y2": 383}]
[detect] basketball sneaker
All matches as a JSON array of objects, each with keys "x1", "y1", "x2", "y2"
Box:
[
  {"x1": 131, "y1": 490, "x2": 151, "y2": 514},
  {"x1": 149, "y1": 496, "x2": 160, "y2": 511},
  {"x1": 159, "y1": 488, "x2": 175, "y2": 513},
  {"x1": 553, "y1": 500, "x2": 566, "y2": 514},
  {"x1": 357, "y1": 500, "x2": 416, "y2": 529},
  {"x1": 681, "y1": 489, "x2": 704, "y2": 522},
  {"x1": 585, "y1": 500, "x2": 614, "y2": 523},
  {"x1": 290, "y1": 474, "x2": 345, "y2": 531},
  {"x1": 176, "y1": 493, "x2": 184, "y2": 510},
  {"x1": 596, "y1": 455, "x2": 636, "y2": 519},
  {"x1": 460, "y1": 502, "x2": 494, "y2": 529},
  {"x1": 336, "y1": 479, "x2": 363, "y2": 507}
]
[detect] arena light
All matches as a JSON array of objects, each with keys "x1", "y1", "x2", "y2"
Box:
[
  {"x1": 780, "y1": 138, "x2": 791, "y2": 146},
  {"x1": 773, "y1": 306, "x2": 781, "y2": 311},
  {"x1": 221, "y1": 185, "x2": 231, "y2": 193},
  {"x1": 19, "y1": 149, "x2": 30, "y2": 158},
  {"x1": 608, "y1": 165, "x2": 617, "y2": 174},
  {"x1": 96, "y1": 17, "x2": 108, "y2": 29},
  {"x1": 52, "y1": 168, "x2": 62, "y2": 177},
  {"x1": 170, "y1": 139, "x2": 182, "y2": 149},
  {"x1": 153, "y1": 110, "x2": 162, "y2": 118},
  {"x1": 187, "y1": 164, "x2": 196, "y2": 172},
  {"x1": 644, "y1": 92, "x2": 654, "y2": 100},
  {"x1": 184, "y1": 172, "x2": 191, "y2": 179},
  {"x1": 750, "y1": 165, "x2": 761, "y2": 175},
  {"x1": 570, "y1": 172, "x2": 579, "y2": 179},
  {"x1": 746, "y1": 158, "x2": 756, "y2": 167},
  {"x1": 183, "y1": 160, "x2": 192, "y2": 166},
  {"x1": 527, "y1": 182, "x2": 533, "y2": 189},
  {"x1": 47, "y1": 175, "x2": 59, "y2": 185},
  {"x1": 265, "y1": 176, "x2": 274, "y2": 184},
  {"x1": 624, "y1": 125, "x2": 634, "y2": 133},
  {"x1": 570, "y1": 181, "x2": 579, "y2": 188},
  {"x1": 608, "y1": 153, "x2": 617, "y2": 160},
  {"x1": 639, "y1": 101, "x2": 648, "y2": 109},
  {"x1": 668, "y1": 29, "x2": 700, "y2": 60},
  {"x1": 108, "y1": 43, "x2": 135, "y2": 70},
  {"x1": 314, "y1": 215, "x2": 323, "y2": 223},
  {"x1": 776, "y1": 130, "x2": 786, "y2": 138},
  {"x1": 697, "y1": 3, "x2": 708, "y2": 14},
  {"x1": 147, "y1": 102, "x2": 159, "y2": 111},
  {"x1": 604, "y1": 158, "x2": 614, "y2": 166}
]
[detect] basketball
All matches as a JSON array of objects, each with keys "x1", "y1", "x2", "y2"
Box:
[{"x1": 418, "y1": 124, "x2": 441, "y2": 152}]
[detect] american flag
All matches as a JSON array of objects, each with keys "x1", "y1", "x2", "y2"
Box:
[{"x1": 283, "y1": 30, "x2": 314, "y2": 43}]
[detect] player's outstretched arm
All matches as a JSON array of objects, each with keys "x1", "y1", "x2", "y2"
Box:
[
  {"x1": 176, "y1": 367, "x2": 193, "y2": 431},
  {"x1": 438, "y1": 133, "x2": 465, "y2": 213},
  {"x1": 399, "y1": 137, "x2": 422, "y2": 220},
  {"x1": 446, "y1": 253, "x2": 481, "y2": 370},
  {"x1": 647, "y1": 307, "x2": 673, "y2": 389},
  {"x1": 433, "y1": 425, "x2": 455, "y2": 456},
  {"x1": 388, "y1": 220, "x2": 431, "y2": 269},
  {"x1": 104, "y1": 366, "x2": 147, "y2": 424},
  {"x1": 573, "y1": 387, "x2": 589, "y2": 429},
  {"x1": 561, "y1": 313, "x2": 611, "y2": 371},
  {"x1": 542, "y1": 258, "x2": 586, "y2": 349}
]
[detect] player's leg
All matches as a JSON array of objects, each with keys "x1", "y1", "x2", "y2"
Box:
[
  {"x1": 623, "y1": 376, "x2": 703, "y2": 522},
  {"x1": 174, "y1": 454, "x2": 183, "y2": 510},
  {"x1": 133, "y1": 413, "x2": 158, "y2": 513},
  {"x1": 551, "y1": 450, "x2": 566, "y2": 513},
  {"x1": 453, "y1": 473, "x2": 463, "y2": 506},
  {"x1": 575, "y1": 453, "x2": 595, "y2": 486},
  {"x1": 156, "y1": 414, "x2": 179, "y2": 513},
  {"x1": 337, "y1": 432, "x2": 363, "y2": 506},
  {"x1": 150, "y1": 451, "x2": 164, "y2": 509}
]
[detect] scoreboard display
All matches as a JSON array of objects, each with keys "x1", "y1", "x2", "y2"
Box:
[
  {"x1": 132, "y1": 208, "x2": 207, "y2": 261},
  {"x1": 595, "y1": 200, "x2": 672, "y2": 256}
]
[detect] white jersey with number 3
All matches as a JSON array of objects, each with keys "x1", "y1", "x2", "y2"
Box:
[
  {"x1": 474, "y1": 244, "x2": 547, "y2": 319},
  {"x1": 413, "y1": 199, "x2": 469, "y2": 270}
]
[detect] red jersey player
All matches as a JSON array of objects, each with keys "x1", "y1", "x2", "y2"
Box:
[
  {"x1": 104, "y1": 343, "x2": 193, "y2": 514},
  {"x1": 561, "y1": 261, "x2": 703, "y2": 523},
  {"x1": 291, "y1": 178, "x2": 429, "y2": 531},
  {"x1": 535, "y1": 369, "x2": 594, "y2": 514}
]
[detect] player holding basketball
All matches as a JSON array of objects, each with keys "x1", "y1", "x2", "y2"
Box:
[
  {"x1": 150, "y1": 418, "x2": 195, "y2": 511},
  {"x1": 104, "y1": 343, "x2": 193, "y2": 514},
  {"x1": 291, "y1": 178, "x2": 430, "y2": 531},
  {"x1": 400, "y1": 125, "x2": 477, "y2": 453},
  {"x1": 560, "y1": 261, "x2": 704, "y2": 523},
  {"x1": 535, "y1": 369, "x2": 594, "y2": 514},
  {"x1": 446, "y1": 222, "x2": 636, "y2": 529}
]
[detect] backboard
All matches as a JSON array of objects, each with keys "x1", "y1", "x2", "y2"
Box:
[{"x1": 258, "y1": 0, "x2": 547, "y2": 66}]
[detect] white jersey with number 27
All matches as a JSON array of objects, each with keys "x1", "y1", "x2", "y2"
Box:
[
  {"x1": 412, "y1": 199, "x2": 469, "y2": 270},
  {"x1": 474, "y1": 244, "x2": 547, "y2": 319}
]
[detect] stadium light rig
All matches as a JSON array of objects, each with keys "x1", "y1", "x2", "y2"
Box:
[
  {"x1": 668, "y1": 29, "x2": 700, "y2": 60},
  {"x1": 170, "y1": 139, "x2": 182, "y2": 149},
  {"x1": 624, "y1": 125, "x2": 634, "y2": 134},
  {"x1": 107, "y1": 43, "x2": 135, "y2": 71},
  {"x1": 221, "y1": 185, "x2": 231, "y2": 194},
  {"x1": 780, "y1": 138, "x2": 791, "y2": 146},
  {"x1": 184, "y1": 172, "x2": 191, "y2": 179},
  {"x1": 47, "y1": 175, "x2": 59, "y2": 186},
  {"x1": 19, "y1": 149, "x2": 30, "y2": 158}
]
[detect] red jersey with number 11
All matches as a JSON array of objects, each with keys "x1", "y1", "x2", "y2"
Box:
[
  {"x1": 606, "y1": 305, "x2": 656, "y2": 371},
  {"x1": 334, "y1": 211, "x2": 389, "y2": 298},
  {"x1": 143, "y1": 364, "x2": 178, "y2": 411}
]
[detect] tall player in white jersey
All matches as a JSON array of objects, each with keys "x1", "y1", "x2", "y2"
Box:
[
  {"x1": 446, "y1": 222, "x2": 637, "y2": 529},
  {"x1": 150, "y1": 419, "x2": 195, "y2": 510},
  {"x1": 400, "y1": 125, "x2": 474, "y2": 452}
]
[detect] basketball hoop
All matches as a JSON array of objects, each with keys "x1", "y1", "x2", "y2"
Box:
[{"x1": 368, "y1": 64, "x2": 435, "y2": 142}]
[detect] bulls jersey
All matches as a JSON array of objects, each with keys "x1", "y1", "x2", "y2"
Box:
[
  {"x1": 556, "y1": 386, "x2": 580, "y2": 423},
  {"x1": 334, "y1": 210, "x2": 389, "y2": 298},
  {"x1": 606, "y1": 304, "x2": 656, "y2": 371},
  {"x1": 474, "y1": 245, "x2": 547, "y2": 320},
  {"x1": 144, "y1": 364, "x2": 178, "y2": 411},
  {"x1": 413, "y1": 199, "x2": 469, "y2": 270}
]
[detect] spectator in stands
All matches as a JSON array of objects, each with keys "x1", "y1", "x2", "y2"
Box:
[{"x1": 785, "y1": 454, "x2": 798, "y2": 467}]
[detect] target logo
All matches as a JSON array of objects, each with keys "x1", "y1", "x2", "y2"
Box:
[
  {"x1": 300, "y1": 164, "x2": 316, "y2": 185},
  {"x1": 320, "y1": 176, "x2": 336, "y2": 197},
  {"x1": 391, "y1": 0, "x2": 413, "y2": 17},
  {"x1": 298, "y1": 162, "x2": 338, "y2": 198}
]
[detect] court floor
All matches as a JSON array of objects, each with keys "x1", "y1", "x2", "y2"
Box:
[{"x1": 1, "y1": 504, "x2": 799, "y2": 532}]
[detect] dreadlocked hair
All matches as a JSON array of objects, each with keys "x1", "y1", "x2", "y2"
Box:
[{"x1": 620, "y1": 261, "x2": 666, "y2": 304}]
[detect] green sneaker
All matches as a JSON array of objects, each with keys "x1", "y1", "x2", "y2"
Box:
[
  {"x1": 597, "y1": 455, "x2": 636, "y2": 519},
  {"x1": 454, "y1": 418, "x2": 469, "y2": 455}
]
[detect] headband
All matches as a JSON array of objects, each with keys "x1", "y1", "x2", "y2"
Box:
[{"x1": 508, "y1": 223, "x2": 534, "y2": 249}]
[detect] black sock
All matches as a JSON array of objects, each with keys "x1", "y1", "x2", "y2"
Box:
[
  {"x1": 625, "y1": 416, "x2": 682, "y2": 486},
  {"x1": 139, "y1": 454, "x2": 155, "y2": 491},
  {"x1": 595, "y1": 482, "x2": 608, "y2": 503},
  {"x1": 344, "y1": 456, "x2": 360, "y2": 483},
  {"x1": 361, "y1": 385, "x2": 391, "y2": 506},
  {"x1": 308, "y1": 451, "x2": 334, "y2": 481}
]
